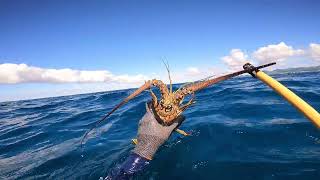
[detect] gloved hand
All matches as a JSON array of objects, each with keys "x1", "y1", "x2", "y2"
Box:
[{"x1": 133, "y1": 102, "x2": 184, "y2": 160}]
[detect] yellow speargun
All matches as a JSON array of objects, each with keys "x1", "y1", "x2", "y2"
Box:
[{"x1": 243, "y1": 63, "x2": 320, "y2": 128}]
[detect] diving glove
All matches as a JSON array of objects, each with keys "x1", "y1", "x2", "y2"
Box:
[{"x1": 133, "y1": 102, "x2": 183, "y2": 160}]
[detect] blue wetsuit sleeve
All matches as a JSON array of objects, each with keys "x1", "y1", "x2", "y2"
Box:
[{"x1": 105, "y1": 153, "x2": 150, "y2": 180}]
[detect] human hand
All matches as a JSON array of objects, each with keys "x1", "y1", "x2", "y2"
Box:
[{"x1": 133, "y1": 102, "x2": 184, "y2": 160}]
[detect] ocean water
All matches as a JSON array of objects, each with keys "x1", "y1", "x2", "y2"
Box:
[{"x1": 0, "y1": 72, "x2": 320, "y2": 179}]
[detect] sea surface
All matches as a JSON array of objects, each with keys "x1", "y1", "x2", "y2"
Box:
[{"x1": 0, "y1": 71, "x2": 320, "y2": 179}]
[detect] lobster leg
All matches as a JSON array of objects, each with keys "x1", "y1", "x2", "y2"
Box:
[
  {"x1": 179, "y1": 94, "x2": 196, "y2": 112},
  {"x1": 175, "y1": 129, "x2": 190, "y2": 136},
  {"x1": 149, "y1": 88, "x2": 158, "y2": 107},
  {"x1": 151, "y1": 79, "x2": 169, "y2": 97}
]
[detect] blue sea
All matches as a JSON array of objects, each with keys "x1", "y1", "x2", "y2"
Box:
[{"x1": 0, "y1": 71, "x2": 320, "y2": 179}]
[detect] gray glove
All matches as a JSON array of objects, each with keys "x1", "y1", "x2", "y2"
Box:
[{"x1": 133, "y1": 102, "x2": 183, "y2": 160}]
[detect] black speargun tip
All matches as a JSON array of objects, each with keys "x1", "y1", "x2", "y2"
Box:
[{"x1": 243, "y1": 62, "x2": 276, "y2": 77}]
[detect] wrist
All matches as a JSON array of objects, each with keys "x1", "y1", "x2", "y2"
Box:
[{"x1": 133, "y1": 134, "x2": 165, "y2": 160}]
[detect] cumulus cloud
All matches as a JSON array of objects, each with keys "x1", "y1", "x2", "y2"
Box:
[
  {"x1": 309, "y1": 43, "x2": 320, "y2": 61},
  {"x1": 221, "y1": 49, "x2": 249, "y2": 70},
  {"x1": 0, "y1": 63, "x2": 148, "y2": 84},
  {"x1": 252, "y1": 42, "x2": 305, "y2": 64},
  {"x1": 221, "y1": 42, "x2": 320, "y2": 70},
  {"x1": 186, "y1": 67, "x2": 201, "y2": 75}
]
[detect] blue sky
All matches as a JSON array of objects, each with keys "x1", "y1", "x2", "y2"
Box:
[{"x1": 0, "y1": 0, "x2": 320, "y2": 102}]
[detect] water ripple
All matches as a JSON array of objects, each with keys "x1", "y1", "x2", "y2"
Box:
[{"x1": 0, "y1": 72, "x2": 320, "y2": 179}]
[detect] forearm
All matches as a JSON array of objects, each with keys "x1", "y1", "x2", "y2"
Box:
[
  {"x1": 106, "y1": 103, "x2": 180, "y2": 179},
  {"x1": 106, "y1": 153, "x2": 150, "y2": 180}
]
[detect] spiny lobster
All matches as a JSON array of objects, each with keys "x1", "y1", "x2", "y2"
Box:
[{"x1": 80, "y1": 62, "x2": 276, "y2": 146}]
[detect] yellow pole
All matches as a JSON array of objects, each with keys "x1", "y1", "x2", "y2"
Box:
[{"x1": 255, "y1": 70, "x2": 320, "y2": 128}]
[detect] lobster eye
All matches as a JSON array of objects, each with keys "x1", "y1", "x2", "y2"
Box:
[{"x1": 165, "y1": 105, "x2": 173, "y2": 112}]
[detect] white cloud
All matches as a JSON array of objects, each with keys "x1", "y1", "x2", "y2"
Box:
[
  {"x1": 310, "y1": 43, "x2": 320, "y2": 61},
  {"x1": 0, "y1": 63, "x2": 227, "y2": 102},
  {"x1": 170, "y1": 66, "x2": 225, "y2": 84},
  {"x1": 186, "y1": 67, "x2": 201, "y2": 75},
  {"x1": 0, "y1": 63, "x2": 148, "y2": 84},
  {"x1": 221, "y1": 42, "x2": 320, "y2": 70},
  {"x1": 222, "y1": 49, "x2": 249, "y2": 70},
  {"x1": 252, "y1": 42, "x2": 305, "y2": 64},
  {"x1": 2, "y1": 41, "x2": 320, "y2": 102}
]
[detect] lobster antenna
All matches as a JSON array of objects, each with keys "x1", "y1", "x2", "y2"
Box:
[
  {"x1": 162, "y1": 58, "x2": 173, "y2": 93},
  {"x1": 79, "y1": 81, "x2": 152, "y2": 151}
]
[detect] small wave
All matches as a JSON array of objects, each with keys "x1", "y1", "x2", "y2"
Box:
[
  {"x1": 1, "y1": 71, "x2": 320, "y2": 179},
  {"x1": 81, "y1": 122, "x2": 114, "y2": 145},
  {"x1": 263, "y1": 118, "x2": 299, "y2": 125},
  {"x1": 0, "y1": 138, "x2": 80, "y2": 179}
]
